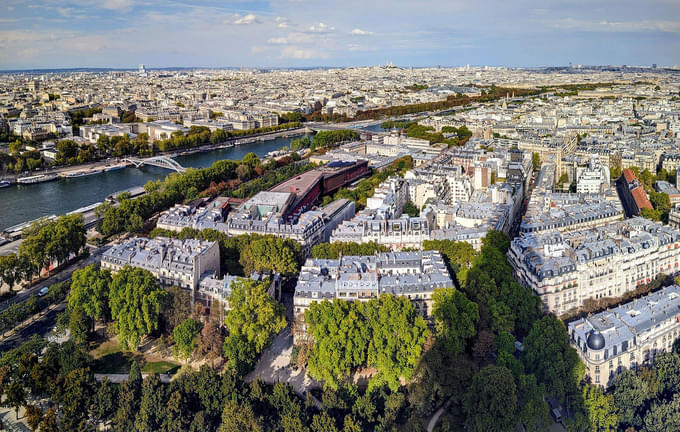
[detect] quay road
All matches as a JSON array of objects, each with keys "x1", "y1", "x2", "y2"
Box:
[{"x1": 0, "y1": 245, "x2": 101, "y2": 313}]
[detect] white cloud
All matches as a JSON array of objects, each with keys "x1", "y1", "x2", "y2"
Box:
[
  {"x1": 275, "y1": 16, "x2": 291, "y2": 28},
  {"x1": 268, "y1": 36, "x2": 288, "y2": 44},
  {"x1": 308, "y1": 22, "x2": 334, "y2": 33},
  {"x1": 267, "y1": 32, "x2": 315, "y2": 45},
  {"x1": 550, "y1": 18, "x2": 680, "y2": 34},
  {"x1": 233, "y1": 13, "x2": 260, "y2": 25},
  {"x1": 102, "y1": 0, "x2": 134, "y2": 12},
  {"x1": 351, "y1": 28, "x2": 374, "y2": 36},
  {"x1": 281, "y1": 46, "x2": 318, "y2": 59}
]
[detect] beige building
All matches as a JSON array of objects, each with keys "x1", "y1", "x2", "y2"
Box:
[
  {"x1": 510, "y1": 218, "x2": 680, "y2": 316},
  {"x1": 568, "y1": 286, "x2": 680, "y2": 387},
  {"x1": 101, "y1": 236, "x2": 220, "y2": 290}
]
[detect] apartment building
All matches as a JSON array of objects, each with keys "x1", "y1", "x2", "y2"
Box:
[
  {"x1": 101, "y1": 236, "x2": 220, "y2": 290},
  {"x1": 509, "y1": 218, "x2": 680, "y2": 316},
  {"x1": 292, "y1": 251, "x2": 453, "y2": 343},
  {"x1": 576, "y1": 156, "x2": 610, "y2": 194},
  {"x1": 568, "y1": 286, "x2": 680, "y2": 387}
]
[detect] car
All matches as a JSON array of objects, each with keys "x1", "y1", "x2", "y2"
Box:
[{"x1": 37, "y1": 287, "x2": 49, "y2": 297}]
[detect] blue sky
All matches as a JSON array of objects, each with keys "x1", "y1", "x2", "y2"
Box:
[{"x1": 0, "y1": 0, "x2": 679, "y2": 69}]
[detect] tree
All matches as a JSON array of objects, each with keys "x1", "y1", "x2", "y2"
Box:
[
  {"x1": 239, "y1": 236, "x2": 301, "y2": 276},
  {"x1": 532, "y1": 152, "x2": 541, "y2": 171},
  {"x1": 109, "y1": 266, "x2": 167, "y2": 349},
  {"x1": 643, "y1": 393, "x2": 680, "y2": 432},
  {"x1": 112, "y1": 381, "x2": 139, "y2": 432},
  {"x1": 69, "y1": 306, "x2": 90, "y2": 344},
  {"x1": 25, "y1": 404, "x2": 43, "y2": 431},
  {"x1": 135, "y1": 374, "x2": 166, "y2": 432},
  {"x1": 612, "y1": 370, "x2": 651, "y2": 429},
  {"x1": 68, "y1": 265, "x2": 112, "y2": 328},
  {"x1": 524, "y1": 316, "x2": 584, "y2": 405},
  {"x1": 463, "y1": 366, "x2": 518, "y2": 432},
  {"x1": 162, "y1": 286, "x2": 192, "y2": 332},
  {"x1": 199, "y1": 319, "x2": 224, "y2": 364},
  {"x1": 0, "y1": 254, "x2": 26, "y2": 291},
  {"x1": 432, "y1": 287, "x2": 478, "y2": 356},
  {"x1": 174, "y1": 318, "x2": 201, "y2": 361},
  {"x1": 242, "y1": 152, "x2": 260, "y2": 169},
  {"x1": 4, "y1": 381, "x2": 25, "y2": 419},
  {"x1": 219, "y1": 399, "x2": 263, "y2": 432},
  {"x1": 305, "y1": 299, "x2": 370, "y2": 389},
  {"x1": 517, "y1": 374, "x2": 550, "y2": 432},
  {"x1": 403, "y1": 201, "x2": 420, "y2": 217},
  {"x1": 223, "y1": 278, "x2": 286, "y2": 373},
  {"x1": 583, "y1": 384, "x2": 619, "y2": 432},
  {"x1": 38, "y1": 407, "x2": 59, "y2": 432},
  {"x1": 91, "y1": 377, "x2": 118, "y2": 424},
  {"x1": 59, "y1": 368, "x2": 97, "y2": 430},
  {"x1": 364, "y1": 295, "x2": 430, "y2": 391}
]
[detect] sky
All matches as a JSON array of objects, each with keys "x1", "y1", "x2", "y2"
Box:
[{"x1": 0, "y1": 0, "x2": 679, "y2": 70}]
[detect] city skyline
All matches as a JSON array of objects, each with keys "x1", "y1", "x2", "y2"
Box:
[{"x1": 1, "y1": 0, "x2": 679, "y2": 70}]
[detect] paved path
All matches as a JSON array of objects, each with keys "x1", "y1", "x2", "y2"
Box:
[
  {"x1": 246, "y1": 326, "x2": 319, "y2": 397},
  {"x1": 426, "y1": 398, "x2": 453, "y2": 432},
  {"x1": 94, "y1": 373, "x2": 172, "y2": 383}
]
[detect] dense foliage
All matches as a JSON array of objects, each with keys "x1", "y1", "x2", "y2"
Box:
[
  {"x1": 351, "y1": 86, "x2": 540, "y2": 120},
  {"x1": 304, "y1": 295, "x2": 430, "y2": 391},
  {"x1": 1, "y1": 214, "x2": 87, "y2": 286},
  {"x1": 223, "y1": 278, "x2": 287, "y2": 374},
  {"x1": 109, "y1": 266, "x2": 168, "y2": 349},
  {"x1": 309, "y1": 129, "x2": 360, "y2": 152},
  {"x1": 0, "y1": 281, "x2": 69, "y2": 334},
  {"x1": 311, "y1": 241, "x2": 390, "y2": 259}
]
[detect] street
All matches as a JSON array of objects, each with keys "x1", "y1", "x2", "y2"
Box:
[
  {"x1": 0, "y1": 302, "x2": 67, "y2": 351},
  {"x1": 0, "y1": 246, "x2": 100, "y2": 313}
]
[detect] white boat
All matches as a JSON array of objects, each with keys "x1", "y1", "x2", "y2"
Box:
[
  {"x1": 0, "y1": 180, "x2": 10, "y2": 188},
  {"x1": 16, "y1": 174, "x2": 58, "y2": 184},
  {"x1": 63, "y1": 169, "x2": 100, "y2": 178}
]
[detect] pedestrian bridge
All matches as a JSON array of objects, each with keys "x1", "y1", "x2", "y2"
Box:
[{"x1": 122, "y1": 156, "x2": 186, "y2": 173}]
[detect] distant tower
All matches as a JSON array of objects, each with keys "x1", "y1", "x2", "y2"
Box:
[{"x1": 138, "y1": 64, "x2": 148, "y2": 77}]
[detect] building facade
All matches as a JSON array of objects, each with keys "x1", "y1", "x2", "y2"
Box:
[{"x1": 568, "y1": 286, "x2": 680, "y2": 387}]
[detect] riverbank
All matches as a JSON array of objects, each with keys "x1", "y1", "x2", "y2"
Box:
[
  {"x1": 0, "y1": 126, "x2": 307, "y2": 183},
  {"x1": 0, "y1": 133, "x2": 310, "y2": 231}
]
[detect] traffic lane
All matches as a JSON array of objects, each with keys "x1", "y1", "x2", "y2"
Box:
[
  {"x1": 0, "y1": 303, "x2": 67, "y2": 351},
  {"x1": 0, "y1": 249, "x2": 100, "y2": 313}
]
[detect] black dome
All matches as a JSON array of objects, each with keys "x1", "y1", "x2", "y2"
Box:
[{"x1": 587, "y1": 331, "x2": 605, "y2": 350}]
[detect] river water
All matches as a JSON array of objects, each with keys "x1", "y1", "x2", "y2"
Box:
[{"x1": 0, "y1": 136, "x2": 301, "y2": 230}]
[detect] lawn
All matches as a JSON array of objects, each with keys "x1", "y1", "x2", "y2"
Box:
[
  {"x1": 142, "y1": 360, "x2": 180, "y2": 374},
  {"x1": 90, "y1": 339, "x2": 142, "y2": 374},
  {"x1": 90, "y1": 338, "x2": 179, "y2": 375}
]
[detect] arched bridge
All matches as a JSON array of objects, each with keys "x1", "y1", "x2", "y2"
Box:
[{"x1": 122, "y1": 156, "x2": 186, "y2": 173}]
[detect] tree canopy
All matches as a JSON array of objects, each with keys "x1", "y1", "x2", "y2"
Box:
[{"x1": 109, "y1": 266, "x2": 167, "y2": 349}]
